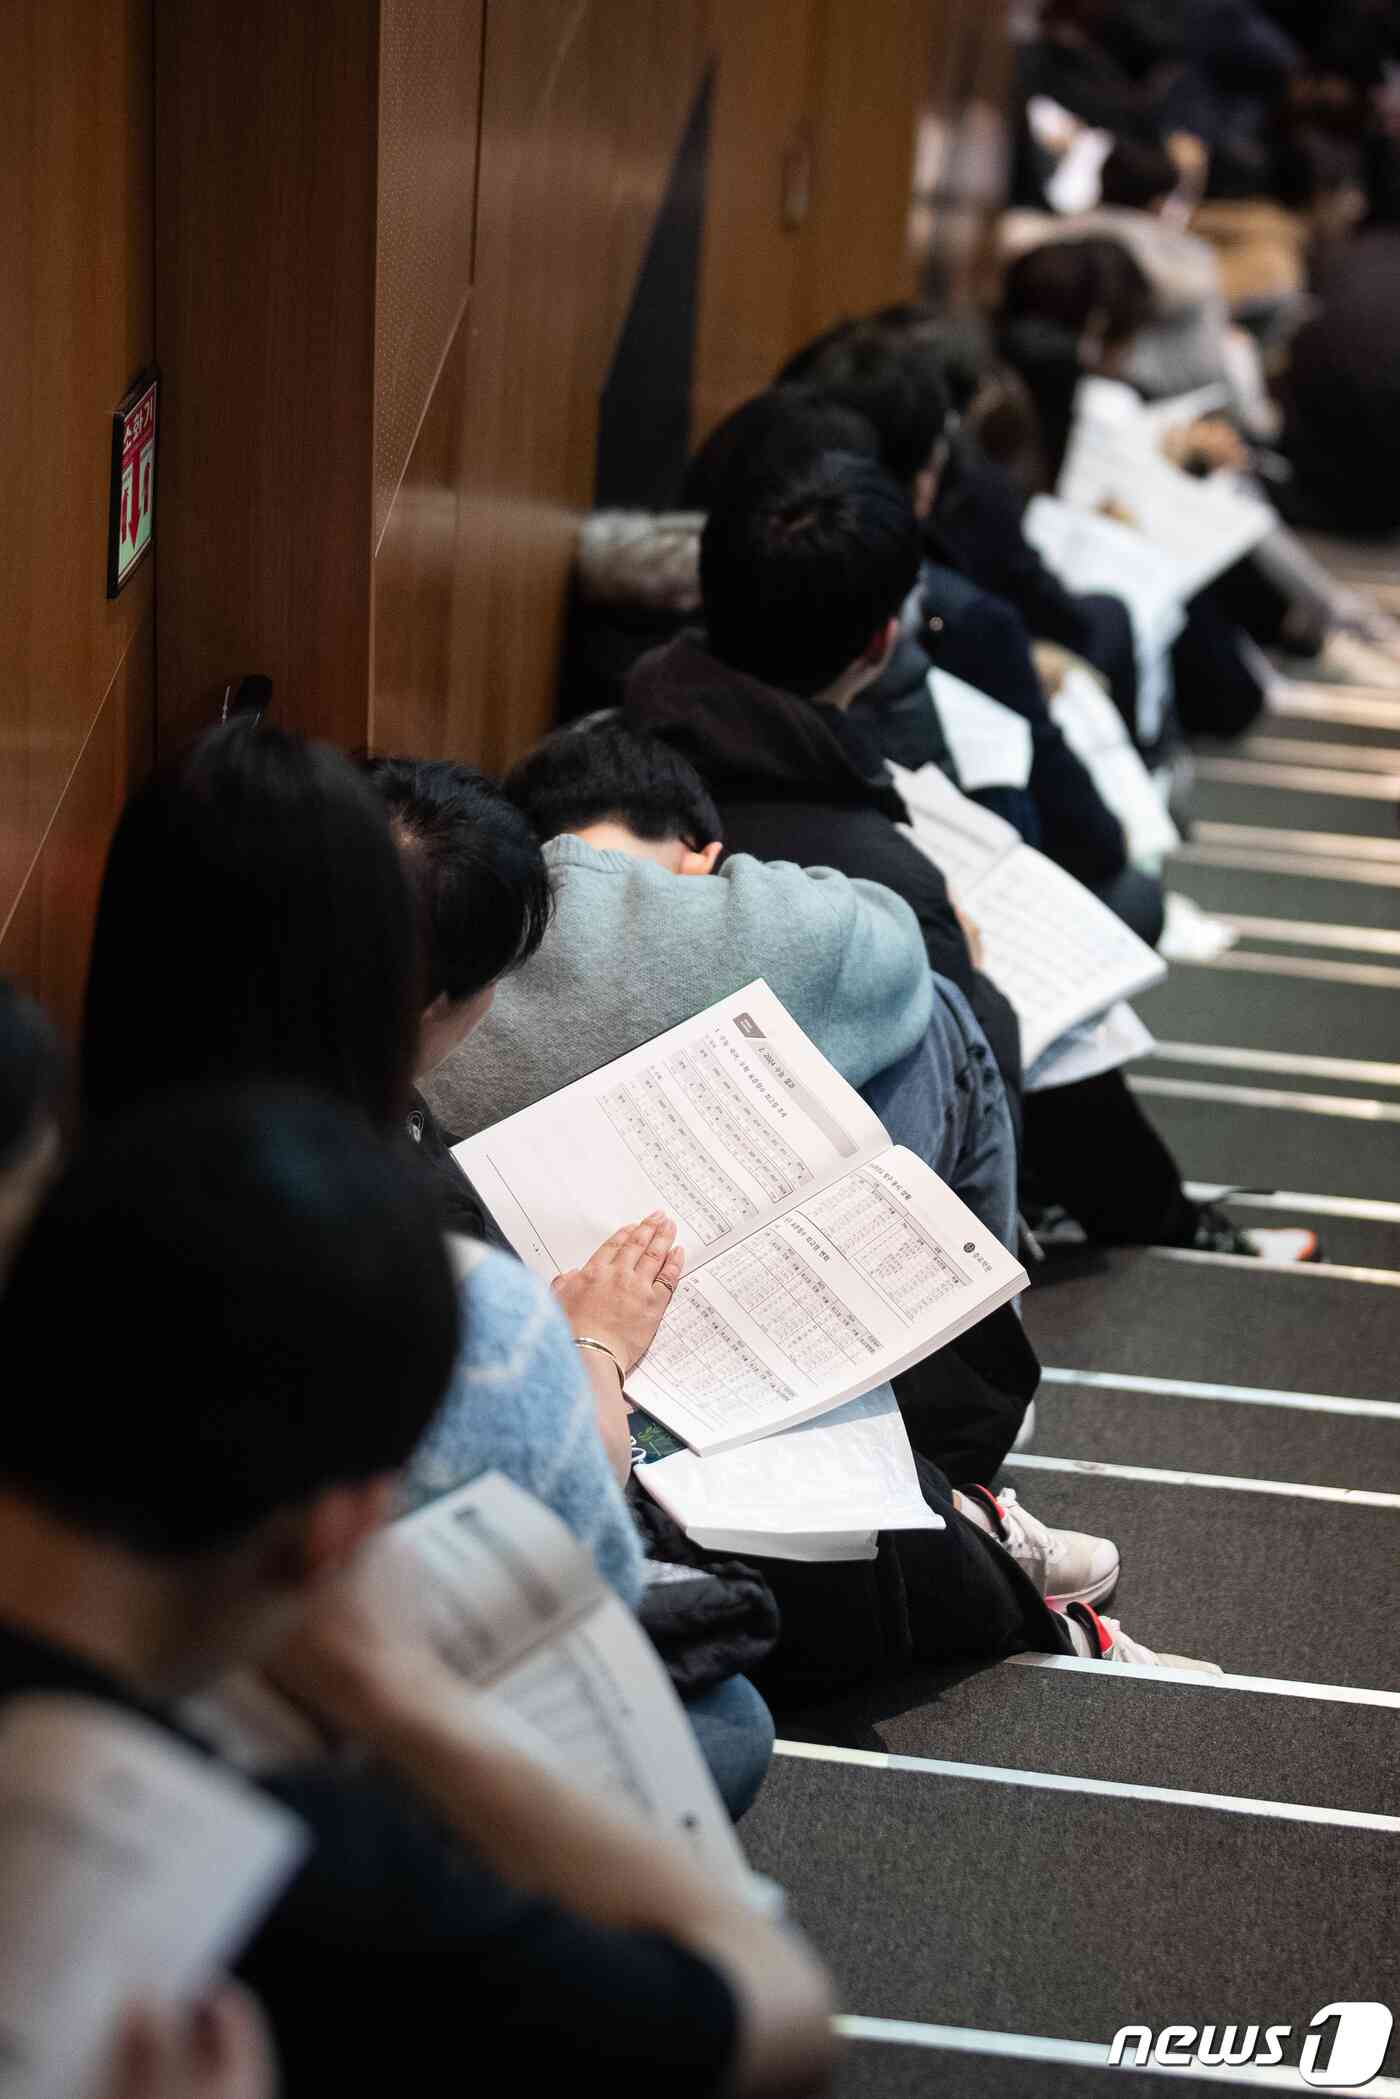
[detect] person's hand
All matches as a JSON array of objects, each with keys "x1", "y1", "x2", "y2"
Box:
[
  {"x1": 954, "y1": 904, "x2": 984, "y2": 970},
  {"x1": 1161, "y1": 419, "x2": 1248, "y2": 476},
  {"x1": 262, "y1": 1538, "x2": 447, "y2": 1741},
  {"x1": 101, "y1": 1987, "x2": 276, "y2": 2099},
  {"x1": 552, "y1": 1213, "x2": 685, "y2": 1375}
]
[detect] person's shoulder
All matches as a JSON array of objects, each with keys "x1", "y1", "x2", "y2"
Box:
[{"x1": 455, "y1": 1247, "x2": 565, "y2": 1367}]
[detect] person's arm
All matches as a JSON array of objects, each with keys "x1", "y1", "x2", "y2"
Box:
[{"x1": 269, "y1": 1580, "x2": 838, "y2": 2098}]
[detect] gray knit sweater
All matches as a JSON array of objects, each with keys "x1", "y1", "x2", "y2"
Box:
[{"x1": 425, "y1": 835, "x2": 934, "y2": 1141}]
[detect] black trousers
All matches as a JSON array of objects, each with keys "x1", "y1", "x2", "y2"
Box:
[{"x1": 1023, "y1": 1067, "x2": 1199, "y2": 1247}]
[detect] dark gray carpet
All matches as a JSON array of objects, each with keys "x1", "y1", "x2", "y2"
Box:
[
  {"x1": 1168, "y1": 856, "x2": 1400, "y2": 933},
  {"x1": 1023, "y1": 1248, "x2": 1400, "y2": 1402},
  {"x1": 775, "y1": 1659, "x2": 1400, "y2": 1814},
  {"x1": 834, "y1": 2039, "x2": 1289, "y2": 2096},
  {"x1": 996, "y1": 1467, "x2": 1400, "y2": 1689},
  {"x1": 1127, "y1": 1083, "x2": 1400, "y2": 1207},
  {"x1": 1032, "y1": 1376, "x2": 1400, "y2": 1492},
  {"x1": 1243, "y1": 710, "x2": 1400, "y2": 747},
  {"x1": 742, "y1": 1757, "x2": 1400, "y2": 2065},
  {"x1": 1137, "y1": 963, "x2": 1396, "y2": 1060},
  {"x1": 1188, "y1": 775, "x2": 1400, "y2": 837}
]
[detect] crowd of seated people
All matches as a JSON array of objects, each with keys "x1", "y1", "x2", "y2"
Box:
[{"x1": 16, "y1": 13, "x2": 1400, "y2": 2079}]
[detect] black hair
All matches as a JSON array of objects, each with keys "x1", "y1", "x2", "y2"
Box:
[
  {"x1": 860, "y1": 305, "x2": 991, "y2": 415},
  {"x1": 506, "y1": 723, "x2": 722, "y2": 850},
  {"x1": 680, "y1": 388, "x2": 879, "y2": 512},
  {"x1": 81, "y1": 721, "x2": 420, "y2": 1131},
  {"x1": 365, "y1": 757, "x2": 554, "y2": 1006},
  {"x1": 999, "y1": 237, "x2": 1155, "y2": 351},
  {"x1": 0, "y1": 982, "x2": 63, "y2": 1170},
  {"x1": 773, "y1": 328, "x2": 952, "y2": 490},
  {"x1": 0, "y1": 1086, "x2": 459, "y2": 1557},
  {"x1": 1100, "y1": 137, "x2": 1181, "y2": 211},
  {"x1": 701, "y1": 450, "x2": 922, "y2": 693}
]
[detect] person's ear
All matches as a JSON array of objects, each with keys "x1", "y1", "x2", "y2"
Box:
[
  {"x1": 297, "y1": 1477, "x2": 397, "y2": 1586},
  {"x1": 677, "y1": 841, "x2": 723, "y2": 876},
  {"x1": 863, "y1": 618, "x2": 899, "y2": 672}
]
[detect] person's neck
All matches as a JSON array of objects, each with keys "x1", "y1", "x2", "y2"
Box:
[
  {"x1": 809, "y1": 659, "x2": 882, "y2": 713},
  {"x1": 568, "y1": 822, "x2": 684, "y2": 870},
  {"x1": 0, "y1": 1492, "x2": 230, "y2": 1698}
]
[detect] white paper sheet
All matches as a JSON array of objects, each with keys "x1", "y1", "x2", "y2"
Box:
[
  {"x1": 1050, "y1": 664, "x2": 1181, "y2": 867},
  {"x1": 930, "y1": 667, "x2": 1034, "y2": 791},
  {"x1": 639, "y1": 1385, "x2": 942, "y2": 1562},
  {"x1": 1023, "y1": 493, "x2": 1185, "y2": 742},
  {"x1": 1025, "y1": 1000, "x2": 1156, "y2": 1092},
  {"x1": 0, "y1": 1697, "x2": 306, "y2": 2099},
  {"x1": 384, "y1": 1474, "x2": 749, "y2": 1885}
]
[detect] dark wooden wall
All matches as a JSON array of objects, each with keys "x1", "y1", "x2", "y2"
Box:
[
  {"x1": 0, "y1": 0, "x2": 156, "y2": 1035},
  {"x1": 2, "y1": 0, "x2": 1011, "y2": 1029}
]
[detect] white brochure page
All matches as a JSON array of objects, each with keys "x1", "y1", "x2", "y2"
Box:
[
  {"x1": 1025, "y1": 1000, "x2": 1156, "y2": 1094},
  {"x1": 640, "y1": 1384, "x2": 943, "y2": 1553},
  {"x1": 628, "y1": 1147, "x2": 1027, "y2": 1454},
  {"x1": 0, "y1": 1695, "x2": 306, "y2": 2099},
  {"x1": 1050, "y1": 664, "x2": 1180, "y2": 867},
  {"x1": 889, "y1": 757, "x2": 1020, "y2": 900},
  {"x1": 382, "y1": 1474, "x2": 749, "y2": 1888},
  {"x1": 930, "y1": 668, "x2": 1034, "y2": 791},
  {"x1": 453, "y1": 980, "x2": 890, "y2": 1279}
]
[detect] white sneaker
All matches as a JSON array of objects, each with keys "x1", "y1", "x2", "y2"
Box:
[
  {"x1": 1314, "y1": 630, "x2": 1400, "y2": 690},
  {"x1": 1238, "y1": 1225, "x2": 1321, "y2": 1264},
  {"x1": 961, "y1": 1486, "x2": 1119, "y2": 1607},
  {"x1": 1061, "y1": 1602, "x2": 1222, "y2": 1674}
]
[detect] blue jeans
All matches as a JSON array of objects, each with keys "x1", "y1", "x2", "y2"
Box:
[
  {"x1": 683, "y1": 1673, "x2": 776, "y2": 1821},
  {"x1": 861, "y1": 975, "x2": 1019, "y2": 1248}
]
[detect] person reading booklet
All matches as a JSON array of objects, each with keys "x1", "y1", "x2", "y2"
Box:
[{"x1": 452, "y1": 981, "x2": 1028, "y2": 1457}]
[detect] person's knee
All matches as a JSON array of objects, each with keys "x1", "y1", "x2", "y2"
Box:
[{"x1": 685, "y1": 1674, "x2": 776, "y2": 1820}]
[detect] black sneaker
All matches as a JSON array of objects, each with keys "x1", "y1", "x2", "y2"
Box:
[{"x1": 1191, "y1": 1203, "x2": 1321, "y2": 1263}]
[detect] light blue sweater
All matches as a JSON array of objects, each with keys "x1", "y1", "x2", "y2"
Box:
[
  {"x1": 405, "y1": 1241, "x2": 645, "y2": 1608},
  {"x1": 425, "y1": 835, "x2": 934, "y2": 1140}
]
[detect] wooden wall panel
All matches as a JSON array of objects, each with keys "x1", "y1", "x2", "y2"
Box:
[
  {"x1": 0, "y1": 613, "x2": 155, "y2": 1040},
  {"x1": 0, "y1": 0, "x2": 154, "y2": 1024},
  {"x1": 154, "y1": 0, "x2": 378, "y2": 752}
]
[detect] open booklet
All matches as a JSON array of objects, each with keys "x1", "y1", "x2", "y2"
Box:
[
  {"x1": 0, "y1": 1694, "x2": 306, "y2": 2099},
  {"x1": 453, "y1": 982, "x2": 1027, "y2": 1457},
  {"x1": 889, "y1": 759, "x2": 1166, "y2": 1069},
  {"x1": 190, "y1": 1474, "x2": 751, "y2": 1894},
  {"x1": 1049, "y1": 661, "x2": 1180, "y2": 869}
]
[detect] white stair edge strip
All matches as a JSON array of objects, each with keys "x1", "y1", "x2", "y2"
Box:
[
  {"x1": 1154, "y1": 1041, "x2": 1400, "y2": 1084},
  {"x1": 1163, "y1": 950, "x2": 1400, "y2": 989},
  {"x1": 1039, "y1": 1366, "x2": 1400, "y2": 1421},
  {"x1": 1193, "y1": 756, "x2": 1400, "y2": 799},
  {"x1": 1005, "y1": 1652, "x2": 1400, "y2": 1707},
  {"x1": 1005, "y1": 1453, "x2": 1400, "y2": 1509},
  {"x1": 1216, "y1": 913, "x2": 1400, "y2": 956},
  {"x1": 834, "y1": 2017, "x2": 1400, "y2": 2092},
  {"x1": 1184, "y1": 1183, "x2": 1400, "y2": 1224},
  {"x1": 1243, "y1": 735, "x2": 1400, "y2": 772},
  {"x1": 1149, "y1": 1246, "x2": 1400, "y2": 1286},
  {"x1": 772, "y1": 1739, "x2": 1400, "y2": 1830},
  {"x1": 1172, "y1": 844, "x2": 1400, "y2": 887},
  {"x1": 1131, "y1": 1074, "x2": 1400, "y2": 1120},
  {"x1": 1193, "y1": 821, "x2": 1400, "y2": 861}
]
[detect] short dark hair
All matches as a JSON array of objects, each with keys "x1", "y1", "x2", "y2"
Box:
[
  {"x1": 680, "y1": 388, "x2": 879, "y2": 513},
  {"x1": 774, "y1": 329, "x2": 952, "y2": 489},
  {"x1": 701, "y1": 450, "x2": 923, "y2": 693},
  {"x1": 999, "y1": 237, "x2": 1155, "y2": 351},
  {"x1": 82, "y1": 722, "x2": 420, "y2": 1131},
  {"x1": 0, "y1": 982, "x2": 63, "y2": 1170},
  {"x1": 365, "y1": 757, "x2": 554, "y2": 1005},
  {"x1": 0, "y1": 1086, "x2": 459, "y2": 1557},
  {"x1": 1100, "y1": 138, "x2": 1181, "y2": 211},
  {"x1": 506, "y1": 724, "x2": 722, "y2": 849}
]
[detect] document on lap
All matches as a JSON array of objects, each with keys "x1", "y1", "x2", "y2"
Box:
[
  {"x1": 0, "y1": 1695, "x2": 306, "y2": 2099},
  {"x1": 453, "y1": 982, "x2": 1027, "y2": 1458},
  {"x1": 1049, "y1": 664, "x2": 1180, "y2": 868},
  {"x1": 380, "y1": 1474, "x2": 750, "y2": 1888},
  {"x1": 890, "y1": 761, "x2": 1166, "y2": 1069}
]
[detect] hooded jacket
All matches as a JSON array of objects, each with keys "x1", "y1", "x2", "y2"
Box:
[{"x1": 623, "y1": 630, "x2": 1022, "y2": 1095}]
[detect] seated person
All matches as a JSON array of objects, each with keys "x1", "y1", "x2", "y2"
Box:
[
  {"x1": 0, "y1": 1084, "x2": 836, "y2": 2095},
  {"x1": 622, "y1": 445, "x2": 1316, "y2": 1267},
  {"x1": 380, "y1": 740, "x2": 1191, "y2": 1677},
  {"x1": 0, "y1": 979, "x2": 63, "y2": 1288},
  {"x1": 414, "y1": 729, "x2": 1020, "y2": 1242}
]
